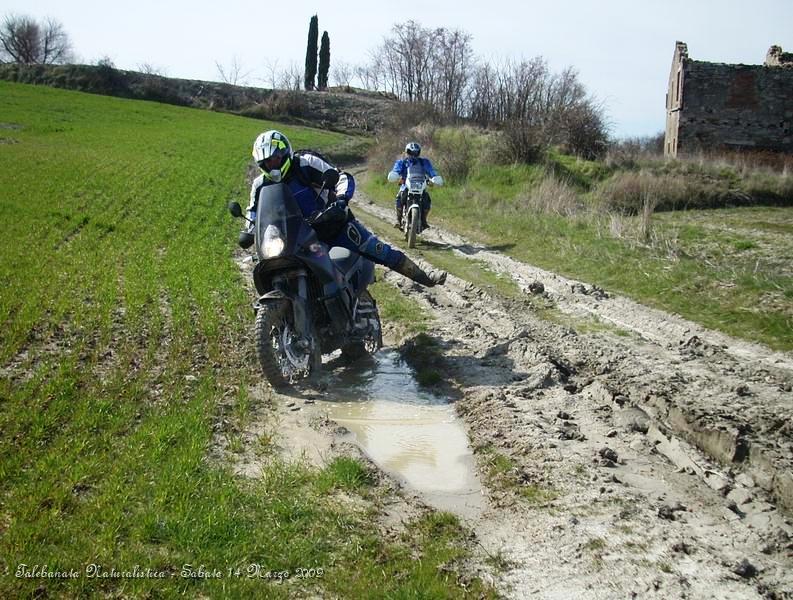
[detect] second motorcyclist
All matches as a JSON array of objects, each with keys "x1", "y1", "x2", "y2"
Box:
[{"x1": 388, "y1": 142, "x2": 443, "y2": 229}]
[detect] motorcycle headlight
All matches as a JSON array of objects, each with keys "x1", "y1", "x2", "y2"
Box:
[{"x1": 262, "y1": 224, "x2": 285, "y2": 258}]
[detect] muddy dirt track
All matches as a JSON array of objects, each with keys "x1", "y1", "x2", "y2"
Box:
[{"x1": 232, "y1": 193, "x2": 793, "y2": 599}]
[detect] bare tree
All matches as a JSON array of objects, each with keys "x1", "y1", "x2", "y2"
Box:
[
  {"x1": 277, "y1": 61, "x2": 302, "y2": 90},
  {"x1": 0, "y1": 14, "x2": 72, "y2": 64},
  {"x1": 40, "y1": 18, "x2": 71, "y2": 64},
  {"x1": 138, "y1": 62, "x2": 167, "y2": 76},
  {"x1": 331, "y1": 60, "x2": 353, "y2": 87},
  {"x1": 362, "y1": 21, "x2": 473, "y2": 117},
  {"x1": 359, "y1": 19, "x2": 609, "y2": 156},
  {"x1": 381, "y1": 20, "x2": 438, "y2": 103},
  {"x1": 354, "y1": 61, "x2": 381, "y2": 91},
  {"x1": 433, "y1": 28, "x2": 473, "y2": 116},
  {"x1": 0, "y1": 14, "x2": 37, "y2": 64},
  {"x1": 215, "y1": 55, "x2": 250, "y2": 86},
  {"x1": 262, "y1": 57, "x2": 280, "y2": 89}
]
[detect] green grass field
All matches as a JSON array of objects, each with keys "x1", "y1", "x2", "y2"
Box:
[{"x1": 0, "y1": 83, "x2": 492, "y2": 598}]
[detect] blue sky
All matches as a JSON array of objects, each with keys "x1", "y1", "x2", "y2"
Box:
[{"x1": 11, "y1": 1, "x2": 793, "y2": 138}]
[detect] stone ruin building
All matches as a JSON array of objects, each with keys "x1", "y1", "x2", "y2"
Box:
[{"x1": 665, "y1": 42, "x2": 793, "y2": 157}]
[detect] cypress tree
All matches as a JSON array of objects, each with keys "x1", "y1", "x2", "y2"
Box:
[
  {"x1": 304, "y1": 15, "x2": 318, "y2": 90},
  {"x1": 318, "y1": 31, "x2": 330, "y2": 90}
]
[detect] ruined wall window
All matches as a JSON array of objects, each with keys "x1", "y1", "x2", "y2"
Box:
[{"x1": 676, "y1": 70, "x2": 681, "y2": 105}]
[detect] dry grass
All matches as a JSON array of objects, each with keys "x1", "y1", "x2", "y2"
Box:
[
  {"x1": 238, "y1": 90, "x2": 309, "y2": 120},
  {"x1": 595, "y1": 170, "x2": 696, "y2": 214},
  {"x1": 516, "y1": 174, "x2": 584, "y2": 217}
]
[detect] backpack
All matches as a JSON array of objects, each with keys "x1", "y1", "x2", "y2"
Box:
[{"x1": 291, "y1": 148, "x2": 337, "y2": 188}]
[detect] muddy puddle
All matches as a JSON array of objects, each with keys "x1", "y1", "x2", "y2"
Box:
[{"x1": 319, "y1": 350, "x2": 483, "y2": 518}]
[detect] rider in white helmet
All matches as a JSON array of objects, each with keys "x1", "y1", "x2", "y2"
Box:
[{"x1": 387, "y1": 142, "x2": 443, "y2": 229}]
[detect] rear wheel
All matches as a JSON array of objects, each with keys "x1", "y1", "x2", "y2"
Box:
[{"x1": 254, "y1": 300, "x2": 321, "y2": 389}]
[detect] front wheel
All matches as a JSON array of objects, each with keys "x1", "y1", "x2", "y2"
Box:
[
  {"x1": 254, "y1": 300, "x2": 321, "y2": 389},
  {"x1": 406, "y1": 205, "x2": 420, "y2": 248}
]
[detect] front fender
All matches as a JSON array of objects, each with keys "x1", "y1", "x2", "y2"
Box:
[
  {"x1": 254, "y1": 289, "x2": 310, "y2": 339},
  {"x1": 259, "y1": 289, "x2": 289, "y2": 302},
  {"x1": 254, "y1": 289, "x2": 290, "y2": 314}
]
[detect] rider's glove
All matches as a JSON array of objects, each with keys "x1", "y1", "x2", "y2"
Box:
[{"x1": 334, "y1": 195, "x2": 349, "y2": 208}]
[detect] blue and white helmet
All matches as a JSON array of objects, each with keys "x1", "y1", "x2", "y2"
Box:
[{"x1": 405, "y1": 142, "x2": 421, "y2": 157}]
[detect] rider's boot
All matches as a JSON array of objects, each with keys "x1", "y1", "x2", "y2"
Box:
[
  {"x1": 393, "y1": 255, "x2": 447, "y2": 287},
  {"x1": 421, "y1": 210, "x2": 430, "y2": 230},
  {"x1": 394, "y1": 206, "x2": 403, "y2": 229}
]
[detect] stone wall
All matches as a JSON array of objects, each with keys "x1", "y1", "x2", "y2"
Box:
[
  {"x1": 664, "y1": 42, "x2": 687, "y2": 156},
  {"x1": 664, "y1": 42, "x2": 793, "y2": 157}
]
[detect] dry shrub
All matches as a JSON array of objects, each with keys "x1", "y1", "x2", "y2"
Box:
[
  {"x1": 595, "y1": 171, "x2": 699, "y2": 214},
  {"x1": 605, "y1": 133, "x2": 665, "y2": 169},
  {"x1": 608, "y1": 214, "x2": 625, "y2": 239},
  {"x1": 639, "y1": 188, "x2": 659, "y2": 242},
  {"x1": 594, "y1": 172, "x2": 668, "y2": 243},
  {"x1": 561, "y1": 102, "x2": 610, "y2": 160},
  {"x1": 383, "y1": 101, "x2": 440, "y2": 132},
  {"x1": 432, "y1": 126, "x2": 486, "y2": 183},
  {"x1": 239, "y1": 91, "x2": 308, "y2": 120},
  {"x1": 666, "y1": 150, "x2": 793, "y2": 205},
  {"x1": 596, "y1": 171, "x2": 650, "y2": 214},
  {"x1": 500, "y1": 122, "x2": 545, "y2": 164},
  {"x1": 366, "y1": 133, "x2": 402, "y2": 174},
  {"x1": 743, "y1": 170, "x2": 793, "y2": 203},
  {"x1": 435, "y1": 145, "x2": 471, "y2": 183},
  {"x1": 689, "y1": 148, "x2": 793, "y2": 174},
  {"x1": 517, "y1": 174, "x2": 584, "y2": 216}
]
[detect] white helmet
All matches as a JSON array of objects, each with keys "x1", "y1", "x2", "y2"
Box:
[
  {"x1": 252, "y1": 130, "x2": 292, "y2": 182},
  {"x1": 405, "y1": 142, "x2": 421, "y2": 157}
]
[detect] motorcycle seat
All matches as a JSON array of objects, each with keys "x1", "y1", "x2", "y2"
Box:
[{"x1": 329, "y1": 246, "x2": 359, "y2": 274}]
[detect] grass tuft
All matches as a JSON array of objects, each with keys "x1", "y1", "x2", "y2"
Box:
[{"x1": 316, "y1": 457, "x2": 374, "y2": 492}]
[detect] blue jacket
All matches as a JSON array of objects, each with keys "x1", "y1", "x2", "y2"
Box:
[{"x1": 390, "y1": 156, "x2": 437, "y2": 189}]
